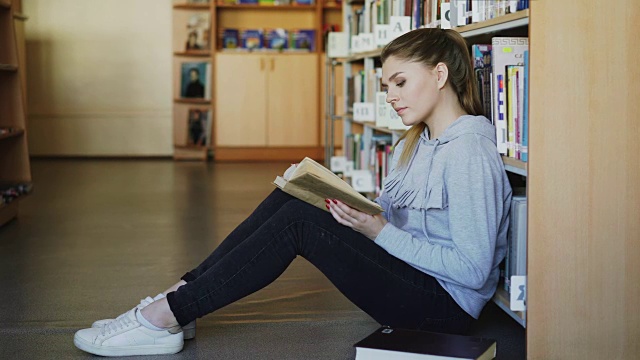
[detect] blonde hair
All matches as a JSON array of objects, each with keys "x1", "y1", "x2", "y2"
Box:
[{"x1": 381, "y1": 28, "x2": 483, "y2": 168}]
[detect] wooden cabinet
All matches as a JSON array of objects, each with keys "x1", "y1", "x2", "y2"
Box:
[
  {"x1": 215, "y1": 54, "x2": 267, "y2": 146},
  {"x1": 0, "y1": 0, "x2": 31, "y2": 227},
  {"x1": 215, "y1": 53, "x2": 319, "y2": 159},
  {"x1": 266, "y1": 54, "x2": 318, "y2": 147}
]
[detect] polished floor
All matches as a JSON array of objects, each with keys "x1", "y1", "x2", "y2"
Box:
[{"x1": 0, "y1": 159, "x2": 525, "y2": 359}]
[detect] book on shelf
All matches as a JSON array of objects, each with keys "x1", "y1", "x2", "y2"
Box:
[
  {"x1": 273, "y1": 157, "x2": 383, "y2": 215},
  {"x1": 289, "y1": 29, "x2": 316, "y2": 52},
  {"x1": 504, "y1": 192, "x2": 527, "y2": 292},
  {"x1": 472, "y1": 44, "x2": 492, "y2": 122},
  {"x1": 186, "y1": 108, "x2": 212, "y2": 147},
  {"x1": 221, "y1": 28, "x2": 240, "y2": 49},
  {"x1": 265, "y1": 28, "x2": 289, "y2": 50},
  {"x1": 180, "y1": 62, "x2": 211, "y2": 99},
  {"x1": 521, "y1": 50, "x2": 529, "y2": 162},
  {"x1": 241, "y1": 29, "x2": 264, "y2": 50},
  {"x1": 185, "y1": 12, "x2": 210, "y2": 51},
  {"x1": 354, "y1": 326, "x2": 496, "y2": 360},
  {"x1": 491, "y1": 37, "x2": 528, "y2": 155}
]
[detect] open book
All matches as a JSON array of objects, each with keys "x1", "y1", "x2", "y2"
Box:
[{"x1": 273, "y1": 157, "x2": 383, "y2": 215}]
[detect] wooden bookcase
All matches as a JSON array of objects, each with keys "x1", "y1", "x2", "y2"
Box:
[
  {"x1": 0, "y1": 0, "x2": 31, "y2": 227},
  {"x1": 172, "y1": 1, "x2": 214, "y2": 160},
  {"x1": 329, "y1": 1, "x2": 640, "y2": 358},
  {"x1": 172, "y1": 0, "x2": 342, "y2": 161}
]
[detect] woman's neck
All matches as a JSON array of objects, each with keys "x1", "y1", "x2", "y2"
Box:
[{"x1": 425, "y1": 88, "x2": 468, "y2": 140}]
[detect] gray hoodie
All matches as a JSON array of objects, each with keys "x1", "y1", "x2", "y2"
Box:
[{"x1": 374, "y1": 115, "x2": 512, "y2": 319}]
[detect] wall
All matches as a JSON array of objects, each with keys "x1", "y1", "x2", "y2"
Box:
[{"x1": 23, "y1": 0, "x2": 172, "y2": 156}]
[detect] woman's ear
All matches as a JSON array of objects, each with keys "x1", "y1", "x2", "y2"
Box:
[{"x1": 435, "y1": 62, "x2": 449, "y2": 90}]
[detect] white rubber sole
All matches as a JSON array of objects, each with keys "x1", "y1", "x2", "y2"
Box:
[
  {"x1": 93, "y1": 320, "x2": 196, "y2": 340},
  {"x1": 74, "y1": 334, "x2": 183, "y2": 357}
]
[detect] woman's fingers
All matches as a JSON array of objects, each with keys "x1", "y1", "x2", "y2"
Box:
[
  {"x1": 327, "y1": 199, "x2": 369, "y2": 229},
  {"x1": 328, "y1": 204, "x2": 353, "y2": 227}
]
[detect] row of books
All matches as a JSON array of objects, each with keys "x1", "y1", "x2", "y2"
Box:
[
  {"x1": 344, "y1": 37, "x2": 530, "y2": 160},
  {"x1": 503, "y1": 192, "x2": 527, "y2": 293},
  {"x1": 473, "y1": 38, "x2": 529, "y2": 160},
  {"x1": 342, "y1": 133, "x2": 393, "y2": 196},
  {"x1": 349, "y1": 0, "x2": 530, "y2": 39},
  {"x1": 220, "y1": 28, "x2": 316, "y2": 51}
]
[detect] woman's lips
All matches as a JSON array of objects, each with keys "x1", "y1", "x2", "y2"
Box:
[{"x1": 395, "y1": 107, "x2": 407, "y2": 115}]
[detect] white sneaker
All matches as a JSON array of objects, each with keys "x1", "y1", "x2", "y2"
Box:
[
  {"x1": 91, "y1": 294, "x2": 196, "y2": 340},
  {"x1": 74, "y1": 309, "x2": 184, "y2": 357}
]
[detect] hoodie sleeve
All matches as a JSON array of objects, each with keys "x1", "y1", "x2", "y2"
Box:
[
  {"x1": 374, "y1": 191, "x2": 391, "y2": 221},
  {"x1": 374, "y1": 145, "x2": 507, "y2": 290}
]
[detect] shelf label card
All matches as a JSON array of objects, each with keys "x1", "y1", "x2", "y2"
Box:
[
  {"x1": 375, "y1": 92, "x2": 389, "y2": 128},
  {"x1": 351, "y1": 35, "x2": 362, "y2": 53},
  {"x1": 344, "y1": 161, "x2": 354, "y2": 176},
  {"x1": 390, "y1": 16, "x2": 411, "y2": 39},
  {"x1": 441, "y1": 3, "x2": 451, "y2": 29},
  {"x1": 354, "y1": 102, "x2": 375, "y2": 122},
  {"x1": 510, "y1": 275, "x2": 527, "y2": 311},
  {"x1": 359, "y1": 33, "x2": 376, "y2": 52},
  {"x1": 374, "y1": 24, "x2": 391, "y2": 46},
  {"x1": 352, "y1": 170, "x2": 375, "y2": 193},
  {"x1": 328, "y1": 32, "x2": 349, "y2": 58},
  {"x1": 330, "y1": 156, "x2": 347, "y2": 173}
]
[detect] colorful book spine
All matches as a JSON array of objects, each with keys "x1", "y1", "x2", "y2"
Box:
[
  {"x1": 290, "y1": 29, "x2": 316, "y2": 51},
  {"x1": 497, "y1": 73, "x2": 505, "y2": 152},
  {"x1": 521, "y1": 50, "x2": 529, "y2": 162},
  {"x1": 491, "y1": 37, "x2": 529, "y2": 155},
  {"x1": 241, "y1": 29, "x2": 264, "y2": 50},
  {"x1": 265, "y1": 28, "x2": 289, "y2": 50},
  {"x1": 221, "y1": 28, "x2": 239, "y2": 49}
]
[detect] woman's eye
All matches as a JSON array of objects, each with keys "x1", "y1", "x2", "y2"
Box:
[{"x1": 397, "y1": 80, "x2": 405, "y2": 87}]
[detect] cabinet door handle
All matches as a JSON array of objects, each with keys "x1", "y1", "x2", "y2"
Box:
[
  {"x1": 270, "y1": 58, "x2": 275, "y2": 71},
  {"x1": 260, "y1": 57, "x2": 265, "y2": 71}
]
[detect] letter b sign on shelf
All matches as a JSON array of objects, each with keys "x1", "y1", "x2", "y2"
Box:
[{"x1": 354, "y1": 102, "x2": 375, "y2": 122}]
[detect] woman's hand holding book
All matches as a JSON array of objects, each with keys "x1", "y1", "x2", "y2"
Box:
[{"x1": 326, "y1": 199, "x2": 387, "y2": 240}]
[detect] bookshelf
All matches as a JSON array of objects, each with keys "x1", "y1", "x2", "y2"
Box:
[
  {"x1": 0, "y1": 0, "x2": 31, "y2": 227},
  {"x1": 328, "y1": 1, "x2": 640, "y2": 358},
  {"x1": 172, "y1": 1, "x2": 214, "y2": 160},
  {"x1": 210, "y1": 0, "x2": 341, "y2": 161}
]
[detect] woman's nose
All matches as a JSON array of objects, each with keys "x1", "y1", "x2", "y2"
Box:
[{"x1": 386, "y1": 91, "x2": 397, "y2": 104}]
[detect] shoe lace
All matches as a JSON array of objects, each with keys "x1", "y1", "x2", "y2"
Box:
[{"x1": 100, "y1": 312, "x2": 136, "y2": 336}]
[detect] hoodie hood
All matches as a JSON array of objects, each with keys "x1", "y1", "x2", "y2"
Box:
[
  {"x1": 383, "y1": 115, "x2": 495, "y2": 211},
  {"x1": 419, "y1": 114, "x2": 496, "y2": 145}
]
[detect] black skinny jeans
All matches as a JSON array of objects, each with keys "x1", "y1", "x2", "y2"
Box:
[{"x1": 166, "y1": 189, "x2": 473, "y2": 334}]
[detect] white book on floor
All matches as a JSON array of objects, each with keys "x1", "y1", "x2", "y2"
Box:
[{"x1": 354, "y1": 326, "x2": 496, "y2": 359}]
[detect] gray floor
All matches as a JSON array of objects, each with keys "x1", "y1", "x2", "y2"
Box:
[{"x1": 0, "y1": 159, "x2": 525, "y2": 359}]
